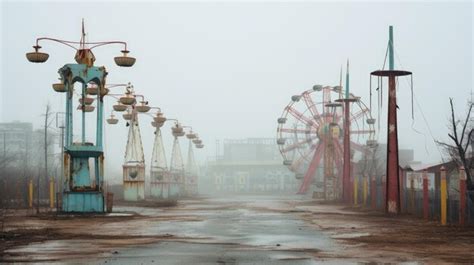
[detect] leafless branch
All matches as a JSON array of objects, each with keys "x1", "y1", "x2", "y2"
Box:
[{"x1": 460, "y1": 103, "x2": 473, "y2": 145}]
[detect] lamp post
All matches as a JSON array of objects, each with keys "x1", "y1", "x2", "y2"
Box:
[{"x1": 26, "y1": 21, "x2": 136, "y2": 213}]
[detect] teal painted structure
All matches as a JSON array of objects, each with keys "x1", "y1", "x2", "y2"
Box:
[{"x1": 59, "y1": 63, "x2": 107, "y2": 213}]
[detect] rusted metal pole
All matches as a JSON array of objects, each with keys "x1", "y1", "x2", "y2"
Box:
[
  {"x1": 386, "y1": 72, "x2": 400, "y2": 214},
  {"x1": 459, "y1": 166, "x2": 466, "y2": 226},
  {"x1": 423, "y1": 170, "x2": 429, "y2": 220},
  {"x1": 343, "y1": 61, "x2": 351, "y2": 203},
  {"x1": 343, "y1": 99, "x2": 351, "y2": 203},
  {"x1": 440, "y1": 166, "x2": 447, "y2": 225},
  {"x1": 371, "y1": 26, "x2": 412, "y2": 214}
]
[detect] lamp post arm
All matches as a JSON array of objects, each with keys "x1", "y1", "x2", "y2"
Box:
[
  {"x1": 35, "y1": 38, "x2": 129, "y2": 52},
  {"x1": 35, "y1": 37, "x2": 79, "y2": 51},
  {"x1": 88, "y1": 41, "x2": 128, "y2": 51}
]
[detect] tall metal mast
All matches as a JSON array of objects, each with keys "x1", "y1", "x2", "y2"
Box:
[{"x1": 371, "y1": 26, "x2": 412, "y2": 214}]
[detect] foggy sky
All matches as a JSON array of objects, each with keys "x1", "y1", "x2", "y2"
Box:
[{"x1": 1, "y1": 1, "x2": 472, "y2": 182}]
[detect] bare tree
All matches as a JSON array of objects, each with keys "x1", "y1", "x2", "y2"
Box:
[{"x1": 436, "y1": 98, "x2": 473, "y2": 190}]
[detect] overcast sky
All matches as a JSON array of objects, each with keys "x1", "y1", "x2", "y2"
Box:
[{"x1": 1, "y1": 1, "x2": 472, "y2": 181}]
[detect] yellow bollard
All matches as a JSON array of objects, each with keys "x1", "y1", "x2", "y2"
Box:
[
  {"x1": 49, "y1": 177, "x2": 54, "y2": 209},
  {"x1": 353, "y1": 177, "x2": 358, "y2": 206},
  {"x1": 440, "y1": 166, "x2": 447, "y2": 225},
  {"x1": 28, "y1": 179, "x2": 33, "y2": 208},
  {"x1": 363, "y1": 176, "x2": 368, "y2": 206}
]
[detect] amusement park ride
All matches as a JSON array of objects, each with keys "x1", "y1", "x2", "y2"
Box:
[
  {"x1": 277, "y1": 26, "x2": 412, "y2": 213},
  {"x1": 277, "y1": 68, "x2": 376, "y2": 199},
  {"x1": 185, "y1": 128, "x2": 200, "y2": 196},
  {"x1": 107, "y1": 91, "x2": 205, "y2": 201},
  {"x1": 149, "y1": 112, "x2": 170, "y2": 199},
  {"x1": 26, "y1": 21, "x2": 204, "y2": 212},
  {"x1": 148, "y1": 117, "x2": 203, "y2": 199},
  {"x1": 26, "y1": 21, "x2": 136, "y2": 212},
  {"x1": 115, "y1": 86, "x2": 150, "y2": 201},
  {"x1": 108, "y1": 102, "x2": 205, "y2": 201}
]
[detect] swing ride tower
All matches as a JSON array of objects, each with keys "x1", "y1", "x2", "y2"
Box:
[
  {"x1": 150, "y1": 112, "x2": 169, "y2": 199},
  {"x1": 25, "y1": 21, "x2": 136, "y2": 212}
]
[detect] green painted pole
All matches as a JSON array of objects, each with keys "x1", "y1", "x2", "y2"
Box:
[
  {"x1": 82, "y1": 83, "x2": 86, "y2": 143},
  {"x1": 389, "y1": 26, "x2": 394, "y2": 70}
]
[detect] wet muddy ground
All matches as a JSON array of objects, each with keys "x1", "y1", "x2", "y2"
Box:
[{"x1": 1, "y1": 195, "x2": 473, "y2": 264}]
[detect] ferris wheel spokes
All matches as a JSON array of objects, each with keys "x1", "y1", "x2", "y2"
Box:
[
  {"x1": 290, "y1": 142, "x2": 318, "y2": 173},
  {"x1": 301, "y1": 91, "x2": 323, "y2": 126},
  {"x1": 285, "y1": 106, "x2": 318, "y2": 128},
  {"x1": 297, "y1": 143, "x2": 325, "y2": 194},
  {"x1": 350, "y1": 108, "x2": 370, "y2": 123},
  {"x1": 278, "y1": 128, "x2": 313, "y2": 134},
  {"x1": 281, "y1": 135, "x2": 318, "y2": 153},
  {"x1": 351, "y1": 130, "x2": 376, "y2": 135}
]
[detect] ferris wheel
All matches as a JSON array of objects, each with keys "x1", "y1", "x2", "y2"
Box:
[{"x1": 277, "y1": 84, "x2": 376, "y2": 198}]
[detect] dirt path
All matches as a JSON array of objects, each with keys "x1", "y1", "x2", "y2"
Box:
[
  {"x1": 291, "y1": 201, "x2": 474, "y2": 263},
  {"x1": 1, "y1": 195, "x2": 473, "y2": 264}
]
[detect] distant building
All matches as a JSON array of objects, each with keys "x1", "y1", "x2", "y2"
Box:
[
  {"x1": 355, "y1": 143, "x2": 416, "y2": 177},
  {"x1": 0, "y1": 121, "x2": 33, "y2": 168},
  {"x1": 203, "y1": 138, "x2": 297, "y2": 194},
  {"x1": 0, "y1": 121, "x2": 58, "y2": 176}
]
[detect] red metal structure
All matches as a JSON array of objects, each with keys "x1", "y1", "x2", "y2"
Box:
[
  {"x1": 277, "y1": 70, "x2": 376, "y2": 198},
  {"x1": 371, "y1": 26, "x2": 412, "y2": 214},
  {"x1": 336, "y1": 61, "x2": 360, "y2": 203}
]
